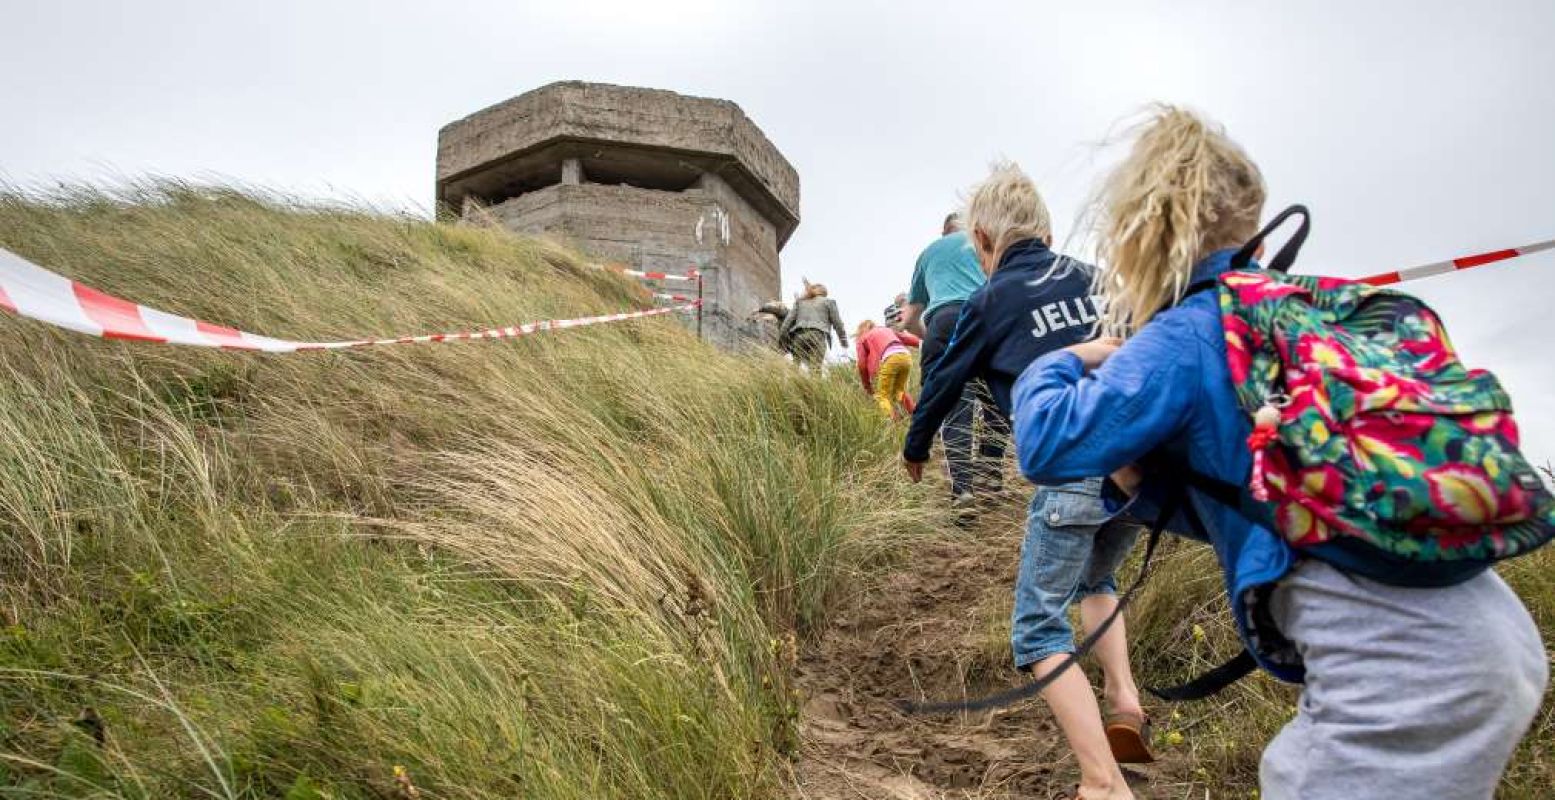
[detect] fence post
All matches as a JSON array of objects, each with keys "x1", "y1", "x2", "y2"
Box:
[{"x1": 696, "y1": 270, "x2": 705, "y2": 341}]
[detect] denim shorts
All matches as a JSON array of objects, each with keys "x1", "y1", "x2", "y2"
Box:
[{"x1": 1011, "y1": 477, "x2": 1142, "y2": 670}]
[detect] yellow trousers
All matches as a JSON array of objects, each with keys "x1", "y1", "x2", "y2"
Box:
[{"x1": 873, "y1": 352, "x2": 916, "y2": 419}]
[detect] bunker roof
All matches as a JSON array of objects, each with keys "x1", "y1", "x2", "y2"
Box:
[{"x1": 436, "y1": 81, "x2": 800, "y2": 245}]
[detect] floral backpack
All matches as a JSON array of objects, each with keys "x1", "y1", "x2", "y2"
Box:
[
  {"x1": 1205, "y1": 206, "x2": 1555, "y2": 565},
  {"x1": 1137, "y1": 206, "x2": 1555, "y2": 704}
]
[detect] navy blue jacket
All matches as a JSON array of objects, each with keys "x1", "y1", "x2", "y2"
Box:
[
  {"x1": 903, "y1": 239, "x2": 1100, "y2": 463},
  {"x1": 1010, "y1": 249, "x2": 1301, "y2": 681}
]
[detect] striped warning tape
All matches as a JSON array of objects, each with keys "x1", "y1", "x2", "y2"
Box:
[
  {"x1": 604, "y1": 263, "x2": 701, "y2": 283},
  {"x1": 4, "y1": 234, "x2": 1545, "y2": 352},
  {"x1": 0, "y1": 247, "x2": 697, "y2": 353},
  {"x1": 1359, "y1": 238, "x2": 1555, "y2": 287}
]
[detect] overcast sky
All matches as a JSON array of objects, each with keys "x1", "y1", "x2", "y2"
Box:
[{"x1": 3, "y1": 0, "x2": 1553, "y2": 465}]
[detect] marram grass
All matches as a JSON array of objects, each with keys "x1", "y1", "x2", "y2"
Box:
[{"x1": 0, "y1": 183, "x2": 940, "y2": 799}]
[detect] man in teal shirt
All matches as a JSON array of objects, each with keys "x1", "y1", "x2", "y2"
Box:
[
  {"x1": 904, "y1": 215, "x2": 987, "y2": 337},
  {"x1": 902, "y1": 213, "x2": 1008, "y2": 514}
]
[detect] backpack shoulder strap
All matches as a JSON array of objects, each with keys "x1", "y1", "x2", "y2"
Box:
[
  {"x1": 1177, "y1": 468, "x2": 1248, "y2": 510},
  {"x1": 1175, "y1": 204, "x2": 1311, "y2": 309},
  {"x1": 1139, "y1": 469, "x2": 1266, "y2": 702},
  {"x1": 1149, "y1": 651, "x2": 1259, "y2": 702},
  {"x1": 1231, "y1": 205, "x2": 1310, "y2": 274}
]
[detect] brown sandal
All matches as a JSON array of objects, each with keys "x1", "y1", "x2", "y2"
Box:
[{"x1": 1105, "y1": 710, "x2": 1156, "y2": 764}]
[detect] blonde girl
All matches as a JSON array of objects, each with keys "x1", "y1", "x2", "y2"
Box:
[{"x1": 1008, "y1": 106, "x2": 1546, "y2": 800}]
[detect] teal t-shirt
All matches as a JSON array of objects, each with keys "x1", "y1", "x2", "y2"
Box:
[{"x1": 909, "y1": 232, "x2": 986, "y2": 321}]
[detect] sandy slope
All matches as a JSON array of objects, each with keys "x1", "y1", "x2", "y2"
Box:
[{"x1": 788, "y1": 491, "x2": 1200, "y2": 799}]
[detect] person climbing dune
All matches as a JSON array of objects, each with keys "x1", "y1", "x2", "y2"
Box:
[
  {"x1": 901, "y1": 212, "x2": 1008, "y2": 509},
  {"x1": 854, "y1": 319, "x2": 919, "y2": 419},
  {"x1": 751, "y1": 299, "x2": 793, "y2": 355},
  {"x1": 782, "y1": 282, "x2": 847, "y2": 372},
  {"x1": 1010, "y1": 106, "x2": 1549, "y2": 800},
  {"x1": 902, "y1": 161, "x2": 1151, "y2": 799}
]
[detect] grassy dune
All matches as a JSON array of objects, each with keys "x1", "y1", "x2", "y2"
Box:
[{"x1": 0, "y1": 185, "x2": 940, "y2": 798}]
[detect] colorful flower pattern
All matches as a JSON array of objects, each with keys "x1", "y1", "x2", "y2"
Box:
[{"x1": 1219, "y1": 270, "x2": 1555, "y2": 562}]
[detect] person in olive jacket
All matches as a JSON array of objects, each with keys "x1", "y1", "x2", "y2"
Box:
[{"x1": 781, "y1": 282, "x2": 848, "y2": 371}]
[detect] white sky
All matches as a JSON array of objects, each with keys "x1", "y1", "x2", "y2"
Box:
[{"x1": 3, "y1": 0, "x2": 1553, "y2": 465}]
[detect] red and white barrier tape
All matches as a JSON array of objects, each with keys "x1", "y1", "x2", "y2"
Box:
[
  {"x1": 4, "y1": 234, "x2": 1546, "y2": 352},
  {"x1": 0, "y1": 248, "x2": 698, "y2": 352},
  {"x1": 605, "y1": 263, "x2": 700, "y2": 283},
  {"x1": 1359, "y1": 238, "x2": 1554, "y2": 287}
]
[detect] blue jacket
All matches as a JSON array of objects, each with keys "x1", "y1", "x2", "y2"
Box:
[
  {"x1": 1008, "y1": 249, "x2": 1305, "y2": 682},
  {"x1": 904, "y1": 239, "x2": 1101, "y2": 463}
]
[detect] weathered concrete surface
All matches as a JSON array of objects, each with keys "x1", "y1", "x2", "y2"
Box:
[
  {"x1": 486, "y1": 180, "x2": 777, "y2": 349},
  {"x1": 438, "y1": 81, "x2": 798, "y2": 244},
  {"x1": 437, "y1": 81, "x2": 799, "y2": 350}
]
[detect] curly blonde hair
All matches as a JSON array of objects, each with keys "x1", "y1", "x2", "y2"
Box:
[
  {"x1": 964, "y1": 160, "x2": 1052, "y2": 270},
  {"x1": 1094, "y1": 106, "x2": 1265, "y2": 335}
]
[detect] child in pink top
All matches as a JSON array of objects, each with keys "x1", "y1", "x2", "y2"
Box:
[{"x1": 855, "y1": 320, "x2": 921, "y2": 419}]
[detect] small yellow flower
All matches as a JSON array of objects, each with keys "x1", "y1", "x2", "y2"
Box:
[
  {"x1": 1164, "y1": 731, "x2": 1184, "y2": 746},
  {"x1": 393, "y1": 764, "x2": 422, "y2": 799},
  {"x1": 1192, "y1": 624, "x2": 1207, "y2": 642}
]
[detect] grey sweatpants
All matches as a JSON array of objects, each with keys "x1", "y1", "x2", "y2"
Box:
[{"x1": 1261, "y1": 560, "x2": 1549, "y2": 800}]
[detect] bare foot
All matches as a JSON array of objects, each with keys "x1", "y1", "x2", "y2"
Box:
[
  {"x1": 1075, "y1": 781, "x2": 1135, "y2": 800},
  {"x1": 1104, "y1": 689, "x2": 1144, "y2": 721}
]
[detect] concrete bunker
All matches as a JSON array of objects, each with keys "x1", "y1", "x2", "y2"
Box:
[{"x1": 436, "y1": 81, "x2": 800, "y2": 349}]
